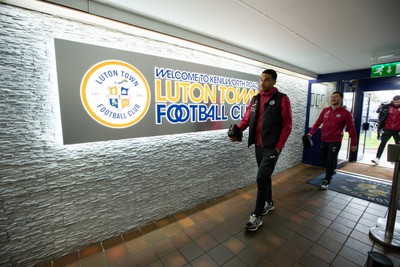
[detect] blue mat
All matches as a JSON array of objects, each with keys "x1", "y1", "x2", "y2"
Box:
[{"x1": 307, "y1": 171, "x2": 399, "y2": 209}]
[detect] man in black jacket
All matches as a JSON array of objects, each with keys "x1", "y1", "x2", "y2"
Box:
[
  {"x1": 372, "y1": 95, "x2": 400, "y2": 165},
  {"x1": 375, "y1": 101, "x2": 389, "y2": 139},
  {"x1": 229, "y1": 69, "x2": 292, "y2": 231}
]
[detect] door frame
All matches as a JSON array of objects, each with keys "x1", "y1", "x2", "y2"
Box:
[{"x1": 303, "y1": 73, "x2": 400, "y2": 167}]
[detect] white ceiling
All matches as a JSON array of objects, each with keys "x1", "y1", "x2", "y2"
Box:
[{"x1": 98, "y1": 0, "x2": 399, "y2": 76}]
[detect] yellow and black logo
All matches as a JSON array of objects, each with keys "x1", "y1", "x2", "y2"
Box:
[{"x1": 80, "y1": 60, "x2": 150, "y2": 128}]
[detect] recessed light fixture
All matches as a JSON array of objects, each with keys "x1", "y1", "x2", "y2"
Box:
[{"x1": 372, "y1": 51, "x2": 400, "y2": 64}]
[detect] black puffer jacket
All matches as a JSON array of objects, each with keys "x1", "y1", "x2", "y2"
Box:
[
  {"x1": 377, "y1": 103, "x2": 390, "y2": 132},
  {"x1": 247, "y1": 92, "x2": 285, "y2": 148}
]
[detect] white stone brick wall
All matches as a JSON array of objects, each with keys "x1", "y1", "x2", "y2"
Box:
[{"x1": 0, "y1": 3, "x2": 308, "y2": 266}]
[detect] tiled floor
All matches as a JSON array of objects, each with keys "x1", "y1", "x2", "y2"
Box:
[{"x1": 37, "y1": 164, "x2": 400, "y2": 267}]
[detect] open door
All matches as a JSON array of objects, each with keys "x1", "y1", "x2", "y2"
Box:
[
  {"x1": 302, "y1": 81, "x2": 337, "y2": 167},
  {"x1": 337, "y1": 91, "x2": 356, "y2": 165},
  {"x1": 304, "y1": 76, "x2": 400, "y2": 170},
  {"x1": 303, "y1": 80, "x2": 356, "y2": 167},
  {"x1": 357, "y1": 92, "x2": 372, "y2": 161},
  {"x1": 357, "y1": 90, "x2": 400, "y2": 168}
]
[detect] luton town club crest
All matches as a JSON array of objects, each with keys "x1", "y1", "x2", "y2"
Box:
[{"x1": 80, "y1": 60, "x2": 150, "y2": 128}]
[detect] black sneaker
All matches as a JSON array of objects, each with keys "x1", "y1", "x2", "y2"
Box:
[
  {"x1": 261, "y1": 201, "x2": 274, "y2": 215},
  {"x1": 320, "y1": 180, "x2": 329, "y2": 190},
  {"x1": 245, "y1": 214, "x2": 262, "y2": 231}
]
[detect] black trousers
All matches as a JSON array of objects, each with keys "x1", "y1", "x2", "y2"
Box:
[
  {"x1": 321, "y1": 141, "x2": 341, "y2": 182},
  {"x1": 376, "y1": 129, "x2": 400, "y2": 159},
  {"x1": 253, "y1": 146, "x2": 279, "y2": 216}
]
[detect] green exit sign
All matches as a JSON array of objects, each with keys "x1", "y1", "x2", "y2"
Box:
[{"x1": 371, "y1": 62, "x2": 400, "y2": 78}]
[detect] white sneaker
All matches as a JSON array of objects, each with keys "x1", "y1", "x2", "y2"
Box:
[{"x1": 371, "y1": 158, "x2": 380, "y2": 165}]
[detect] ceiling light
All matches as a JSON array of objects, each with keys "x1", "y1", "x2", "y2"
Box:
[{"x1": 372, "y1": 51, "x2": 400, "y2": 64}]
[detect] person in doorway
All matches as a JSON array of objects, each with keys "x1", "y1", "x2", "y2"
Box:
[
  {"x1": 228, "y1": 69, "x2": 292, "y2": 231},
  {"x1": 375, "y1": 101, "x2": 390, "y2": 140},
  {"x1": 307, "y1": 91, "x2": 357, "y2": 190},
  {"x1": 371, "y1": 95, "x2": 400, "y2": 165}
]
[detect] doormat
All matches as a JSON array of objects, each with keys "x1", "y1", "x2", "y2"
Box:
[{"x1": 307, "y1": 171, "x2": 399, "y2": 209}]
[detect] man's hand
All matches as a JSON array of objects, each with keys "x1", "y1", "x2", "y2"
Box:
[
  {"x1": 350, "y1": 146, "x2": 357, "y2": 152},
  {"x1": 227, "y1": 124, "x2": 243, "y2": 142}
]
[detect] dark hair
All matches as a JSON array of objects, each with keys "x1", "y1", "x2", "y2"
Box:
[
  {"x1": 332, "y1": 91, "x2": 343, "y2": 98},
  {"x1": 262, "y1": 69, "x2": 277, "y2": 81},
  {"x1": 393, "y1": 95, "x2": 400, "y2": 101}
]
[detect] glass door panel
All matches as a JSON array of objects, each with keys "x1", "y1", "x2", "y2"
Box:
[
  {"x1": 338, "y1": 92, "x2": 355, "y2": 162},
  {"x1": 303, "y1": 82, "x2": 337, "y2": 167},
  {"x1": 308, "y1": 82, "x2": 336, "y2": 127}
]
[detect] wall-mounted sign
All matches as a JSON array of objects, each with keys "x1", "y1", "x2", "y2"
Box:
[
  {"x1": 371, "y1": 62, "x2": 400, "y2": 78},
  {"x1": 55, "y1": 39, "x2": 259, "y2": 145}
]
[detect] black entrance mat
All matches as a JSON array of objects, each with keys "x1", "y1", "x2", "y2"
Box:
[{"x1": 307, "y1": 171, "x2": 399, "y2": 209}]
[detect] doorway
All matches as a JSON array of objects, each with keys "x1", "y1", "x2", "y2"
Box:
[
  {"x1": 303, "y1": 85, "x2": 398, "y2": 175},
  {"x1": 357, "y1": 90, "x2": 400, "y2": 169},
  {"x1": 303, "y1": 75, "x2": 400, "y2": 181}
]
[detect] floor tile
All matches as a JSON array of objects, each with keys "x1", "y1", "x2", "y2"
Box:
[
  {"x1": 322, "y1": 228, "x2": 348, "y2": 244},
  {"x1": 222, "y1": 236, "x2": 246, "y2": 254},
  {"x1": 121, "y1": 229, "x2": 142, "y2": 242},
  {"x1": 316, "y1": 235, "x2": 343, "y2": 254},
  {"x1": 220, "y1": 256, "x2": 248, "y2": 267},
  {"x1": 339, "y1": 245, "x2": 368, "y2": 266},
  {"x1": 102, "y1": 236, "x2": 124, "y2": 250},
  {"x1": 344, "y1": 237, "x2": 372, "y2": 255},
  {"x1": 179, "y1": 241, "x2": 205, "y2": 262},
  {"x1": 296, "y1": 225, "x2": 323, "y2": 242},
  {"x1": 124, "y1": 236, "x2": 149, "y2": 254},
  {"x1": 308, "y1": 243, "x2": 336, "y2": 263},
  {"x1": 195, "y1": 234, "x2": 219, "y2": 251},
  {"x1": 331, "y1": 255, "x2": 361, "y2": 267},
  {"x1": 80, "y1": 253, "x2": 107, "y2": 267},
  {"x1": 152, "y1": 238, "x2": 176, "y2": 258},
  {"x1": 260, "y1": 230, "x2": 286, "y2": 248},
  {"x1": 236, "y1": 246, "x2": 263, "y2": 266},
  {"x1": 329, "y1": 221, "x2": 353, "y2": 235},
  {"x1": 209, "y1": 227, "x2": 232, "y2": 243},
  {"x1": 268, "y1": 249, "x2": 297, "y2": 267},
  {"x1": 79, "y1": 244, "x2": 103, "y2": 259},
  {"x1": 299, "y1": 252, "x2": 330, "y2": 267},
  {"x1": 160, "y1": 251, "x2": 188, "y2": 267},
  {"x1": 339, "y1": 210, "x2": 362, "y2": 222},
  {"x1": 334, "y1": 215, "x2": 357, "y2": 229},
  {"x1": 207, "y1": 244, "x2": 235, "y2": 265},
  {"x1": 129, "y1": 247, "x2": 158, "y2": 267},
  {"x1": 169, "y1": 231, "x2": 192, "y2": 249},
  {"x1": 105, "y1": 244, "x2": 128, "y2": 263},
  {"x1": 190, "y1": 253, "x2": 219, "y2": 267}
]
